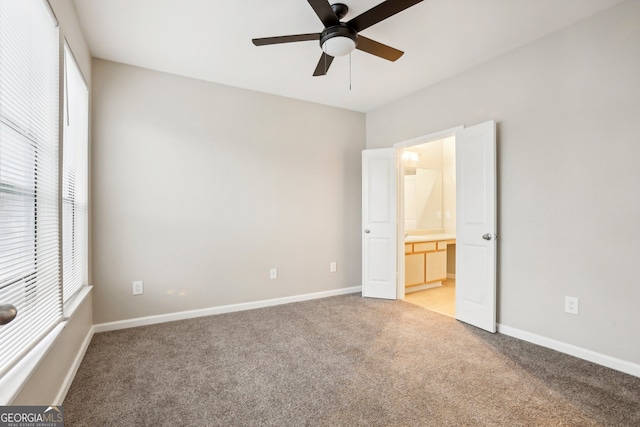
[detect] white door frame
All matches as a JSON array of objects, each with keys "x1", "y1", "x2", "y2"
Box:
[{"x1": 394, "y1": 126, "x2": 464, "y2": 300}]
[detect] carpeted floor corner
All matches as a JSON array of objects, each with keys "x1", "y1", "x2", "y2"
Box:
[{"x1": 63, "y1": 294, "x2": 640, "y2": 426}]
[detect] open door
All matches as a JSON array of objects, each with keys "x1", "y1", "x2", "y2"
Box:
[
  {"x1": 455, "y1": 121, "x2": 497, "y2": 332},
  {"x1": 362, "y1": 148, "x2": 397, "y2": 299}
]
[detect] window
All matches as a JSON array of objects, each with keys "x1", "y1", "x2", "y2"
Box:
[
  {"x1": 62, "y1": 44, "x2": 89, "y2": 303},
  {"x1": 0, "y1": 0, "x2": 61, "y2": 377}
]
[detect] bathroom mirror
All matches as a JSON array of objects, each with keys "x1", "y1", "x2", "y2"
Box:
[{"x1": 403, "y1": 140, "x2": 445, "y2": 231}]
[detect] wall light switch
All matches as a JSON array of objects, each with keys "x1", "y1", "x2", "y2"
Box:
[
  {"x1": 330, "y1": 262, "x2": 337, "y2": 273},
  {"x1": 437, "y1": 211, "x2": 442, "y2": 219},
  {"x1": 446, "y1": 211, "x2": 451, "y2": 219},
  {"x1": 270, "y1": 268, "x2": 278, "y2": 279}
]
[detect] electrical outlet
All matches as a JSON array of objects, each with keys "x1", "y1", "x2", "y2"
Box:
[
  {"x1": 446, "y1": 211, "x2": 451, "y2": 219},
  {"x1": 565, "y1": 296, "x2": 579, "y2": 315},
  {"x1": 330, "y1": 262, "x2": 337, "y2": 273},
  {"x1": 270, "y1": 268, "x2": 278, "y2": 279},
  {"x1": 133, "y1": 281, "x2": 144, "y2": 295}
]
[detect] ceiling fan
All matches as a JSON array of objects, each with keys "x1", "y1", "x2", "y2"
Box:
[{"x1": 252, "y1": 0, "x2": 424, "y2": 76}]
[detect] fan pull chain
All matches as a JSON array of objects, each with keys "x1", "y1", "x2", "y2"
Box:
[{"x1": 349, "y1": 53, "x2": 352, "y2": 91}]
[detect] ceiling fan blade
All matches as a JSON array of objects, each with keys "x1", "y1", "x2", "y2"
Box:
[
  {"x1": 347, "y1": 0, "x2": 424, "y2": 33},
  {"x1": 356, "y1": 36, "x2": 404, "y2": 61},
  {"x1": 252, "y1": 33, "x2": 320, "y2": 46},
  {"x1": 313, "y1": 52, "x2": 334, "y2": 76},
  {"x1": 307, "y1": 0, "x2": 340, "y2": 28}
]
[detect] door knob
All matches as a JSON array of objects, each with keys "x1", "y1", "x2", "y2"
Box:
[
  {"x1": 482, "y1": 233, "x2": 492, "y2": 241},
  {"x1": 0, "y1": 304, "x2": 18, "y2": 326},
  {"x1": 364, "y1": 229, "x2": 370, "y2": 234}
]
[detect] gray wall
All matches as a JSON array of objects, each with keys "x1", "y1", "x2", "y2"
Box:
[
  {"x1": 91, "y1": 59, "x2": 365, "y2": 324},
  {"x1": 12, "y1": 0, "x2": 94, "y2": 405},
  {"x1": 367, "y1": 1, "x2": 640, "y2": 364}
]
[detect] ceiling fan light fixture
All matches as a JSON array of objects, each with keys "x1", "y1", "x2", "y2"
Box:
[
  {"x1": 322, "y1": 36, "x2": 356, "y2": 57},
  {"x1": 320, "y1": 25, "x2": 358, "y2": 57}
]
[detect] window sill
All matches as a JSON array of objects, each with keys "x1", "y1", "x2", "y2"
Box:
[
  {"x1": 64, "y1": 285, "x2": 93, "y2": 320},
  {"x1": 0, "y1": 285, "x2": 92, "y2": 405}
]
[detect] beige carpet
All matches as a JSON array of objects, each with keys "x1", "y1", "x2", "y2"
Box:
[{"x1": 64, "y1": 294, "x2": 640, "y2": 426}]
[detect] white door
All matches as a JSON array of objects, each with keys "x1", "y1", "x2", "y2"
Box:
[
  {"x1": 455, "y1": 121, "x2": 497, "y2": 332},
  {"x1": 362, "y1": 148, "x2": 397, "y2": 299}
]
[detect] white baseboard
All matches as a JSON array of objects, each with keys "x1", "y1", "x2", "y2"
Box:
[
  {"x1": 405, "y1": 282, "x2": 441, "y2": 293},
  {"x1": 56, "y1": 325, "x2": 94, "y2": 405},
  {"x1": 497, "y1": 323, "x2": 640, "y2": 378},
  {"x1": 94, "y1": 286, "x2": 362, "y2": 333}
]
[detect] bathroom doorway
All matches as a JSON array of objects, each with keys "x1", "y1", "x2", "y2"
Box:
[
  {"x1": 399, "y1": 136, "x2": 457, "y2": 317},
  {"x1": 362, "y1": 121, "x2": 497, "y2": 331}
]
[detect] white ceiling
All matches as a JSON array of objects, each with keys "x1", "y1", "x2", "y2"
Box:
[{"x1": 72, "y1": 0, "x2": 623, "y2": 112}]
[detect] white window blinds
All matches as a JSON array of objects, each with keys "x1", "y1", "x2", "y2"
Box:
[
  {"x1": 0, "y1": 0, "x2": 61, "y2": 377},
  {"x1": 62, "y1": 45, "x2": 88, "y2": 303}
]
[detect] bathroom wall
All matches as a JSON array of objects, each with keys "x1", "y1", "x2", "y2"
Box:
[{"x1": 442, "y1": 137, "x2": 456, "y2": 233}]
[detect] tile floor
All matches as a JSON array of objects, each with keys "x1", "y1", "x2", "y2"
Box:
[{"x1": 404, "y1": 278, "x2": 455, "y2": 317}]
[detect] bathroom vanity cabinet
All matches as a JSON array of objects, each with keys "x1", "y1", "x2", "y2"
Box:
[{"x1": 404, "y1": 236, "x2": 455, "y2": 290}]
